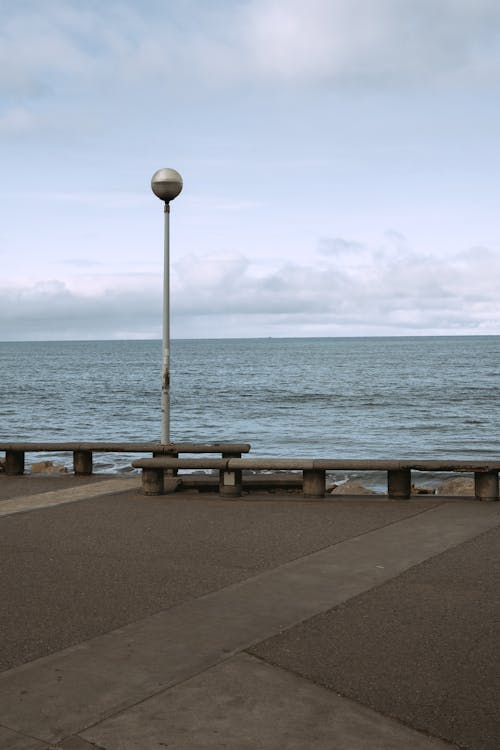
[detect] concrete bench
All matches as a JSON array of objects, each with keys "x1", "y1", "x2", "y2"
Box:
[
  {"x1": 0, "y1": 442, "x2": 251, "y2": 476},
  {"x1": 132, "y1": 457, "x2": 500, "y2": 500}
]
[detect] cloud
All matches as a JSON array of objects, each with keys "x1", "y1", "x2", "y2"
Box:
[
  {"x1": 238, "y1": 0, "x2": 500, "y2": 85},
  {"x1": 0, "y1": 277, "x2": 162, "y2": 340},
  {"x1": 2, "y1": 234, "x2": 498, "y2": 339},
  {"x1": 318, "y1": 237, "x2": 365, "y2": 256},
  {"x1": 0, "y1": 108, "x2": 46, "y2": 135},
  {"x1": 170, "y1": 236, "x2": 500, "y2": 335},
  {"x1": 2, "y1": 0, "x2": 500, "y2": 109}
]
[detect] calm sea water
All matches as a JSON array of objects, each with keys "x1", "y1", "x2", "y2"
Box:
[{"x1": 1, "y1": 337, "x2": 499, "y2": 485}]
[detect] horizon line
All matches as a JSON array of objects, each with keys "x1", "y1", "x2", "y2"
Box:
[{"x1": 1, "y1": 333, "x2": 499, "y2": 344}]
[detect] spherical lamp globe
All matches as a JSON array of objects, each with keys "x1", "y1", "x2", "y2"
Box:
[{"x1": 151, "y1": 168, "x2": 183, "y2": 203}]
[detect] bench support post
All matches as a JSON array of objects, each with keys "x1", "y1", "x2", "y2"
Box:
[
  {"x1": 388, "y1": 468, "x2": 411, "y2": 499},
  {"x1": 5, "y1": 450, "x2": 25, "y2": 476},
  {"x1": 73, "y1": 450, "x2": 93, "y2": 475},
  {"x1": 142, "y1": 468, "x2": 164, "y2": 495},
  {"x1": 219, "y1": 469, "x2": 242, "y2": 497},
  {"x1": 474, "y1": 471, "x2": 498, "y2": 501},
  {"x1": 154, "y1": 450, "x2": 178, "y2": 476},
  {"x1": 303, "y1": 469, "x2": 325, "y2": 498}
]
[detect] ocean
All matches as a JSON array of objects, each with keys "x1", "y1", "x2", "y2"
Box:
[{"x1": 1, "y1": 337, "x2": 499, "y2": 487}]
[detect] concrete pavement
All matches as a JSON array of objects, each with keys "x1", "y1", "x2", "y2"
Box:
[{"x1": 1, "y1": 473, "x2": 500, "y2": 748}]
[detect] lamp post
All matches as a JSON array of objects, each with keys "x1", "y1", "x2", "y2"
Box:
[{"x1": 151, "y1": 168, "x2": 183, "y2": 444}]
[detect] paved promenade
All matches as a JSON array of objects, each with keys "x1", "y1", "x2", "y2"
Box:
[{"x1": 1, "y1": 474, "x2": 500, "y2": 749}]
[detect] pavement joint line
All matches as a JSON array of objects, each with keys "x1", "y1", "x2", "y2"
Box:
[
  {"x1": 236, "y1": 653, "x2": 460, "y2": 749},
  {"x1": 1, "y1": 500, "x2": 499, "y2": 745},
  {"x1": 0, "y1": 721, "x2": 48, "y2": 748},
  {"x1": 78, "y1": 651, "x2": 458, "y2": 750},
  {"x1": 244, "y1": 652, "x2": 461, "y2": 750},
  {"x1": 75, "y1": 627, "x2": 455, "y2": 750},
  {"x1": 0, "y1": 478, "x2": 141, "y2": 518}
]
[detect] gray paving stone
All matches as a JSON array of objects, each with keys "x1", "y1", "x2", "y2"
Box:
[
  {"x1": 81, "y1": 653, "x2": 456, "y2": 750},
  {"x1": 0, "y1": 726, "x2": 47, "y2": 749}
]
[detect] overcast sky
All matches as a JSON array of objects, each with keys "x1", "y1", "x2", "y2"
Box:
[{"x1": 1, "y1": 0, "x2": 500, "y2": 340}]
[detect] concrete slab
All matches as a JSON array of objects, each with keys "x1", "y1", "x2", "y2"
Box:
[
  {"x1": 54, "y1": 736, "x2": 98, "y2": 750},
  {"x1": 80, "y1": 653, "x2": 456, "y2": 750},
  {"x1": 0, "y1": 501, "x2": 497, "y2": 744},
  {"x1": 0, "y1": 726, "x2": 46, "y2": 749}
]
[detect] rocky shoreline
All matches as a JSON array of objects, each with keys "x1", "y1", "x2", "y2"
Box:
[
  {"x1": 328, "y1": 477, "x2": 474, "y2": 496},
  {"x1": 0, "y1": 458, "x2": 480, "y2": 496}
]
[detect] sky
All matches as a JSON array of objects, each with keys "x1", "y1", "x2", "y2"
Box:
[{"x1": 1, "y1": 0, "x2": 500, "y2": 341}]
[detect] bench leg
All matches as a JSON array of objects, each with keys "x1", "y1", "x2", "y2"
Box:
[
  {"x1": 219, "y1": 469, "x2": 242, "y2": 497},
  {"x1": 74, "y1": 450, "x2": 93, "y2": 475},
  {"x1": 142, "y1": 468, "x2": 164, "y2": 495},
  {"x1": 5, "y1": 450, "x2": 24, "y2": 476},
  {"x1": 303, "y1": 469, "x2": 325, "y2": 498},
  {"x1": 474, "y1": 471, "x2": 498, "y2": 501},
  {"x1": 388, "y1": 468, "x2": 411, "y2": 499}
]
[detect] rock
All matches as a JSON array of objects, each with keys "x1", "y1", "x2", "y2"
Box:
[
  {"x1": 411, "y1": 484, "x2": 436, "y2": 495},
  {"x1": 438, "y1": 477, "x2": 474, "y2": 496},
  {"x1": 330, "y1": 480, "x2": 377, "y2": 495},
  {"x1": 31, "y1": 460, "x2": 67, "y2": 474}
]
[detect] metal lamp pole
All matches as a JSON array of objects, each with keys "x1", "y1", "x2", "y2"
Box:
[{"x1": 151, "y1": 168, "x2": 183, "y2": 444}]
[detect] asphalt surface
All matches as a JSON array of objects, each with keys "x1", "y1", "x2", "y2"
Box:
[
  {"x1": 2, "y1": 473, "x2": 500, "y2": 749},
  {"x1": 0, "y1": 485, "x2": 433, "y2": 671},
  {"x1": 251, "y1": 523, "x2": 500, "y2": 749}
]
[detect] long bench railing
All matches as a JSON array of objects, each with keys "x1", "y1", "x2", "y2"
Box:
[
  {"x1": 132, "y1": 457, "x2": 500, "y2": 500},
  {"x1": 0, "y1": 442, "x2": 251, "y2": 476}
]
